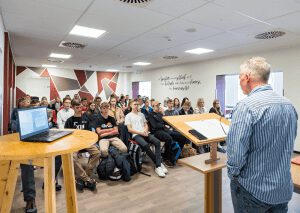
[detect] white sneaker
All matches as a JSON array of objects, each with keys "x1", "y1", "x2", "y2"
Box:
[
  {"x1": 155, "y1": 167, "x2": 166, "y2": 178},
  {"x1": 160, "y1": 163, "x2": 168, "y2": 174}
]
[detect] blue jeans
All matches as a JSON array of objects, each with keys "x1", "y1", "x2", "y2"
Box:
[{"x1": 230, "y1": 179, "x2": 288, "y2": 213}]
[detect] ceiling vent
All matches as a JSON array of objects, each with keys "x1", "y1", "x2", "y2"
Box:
[
  {"x1": 124, "y1": 65, "x2": 133, "y2": 69},
  {"x1": 162, "y1": 56, "x2": 178, "y2": 60},
  {"x1": 119, "y1": 0, "x2": 151, "y2": 4},
  {"x1": 255, "y1": 31, "x2": 285, "y2": 39},
  {"x1": 47, "y1": 58, "x2": 64, "y2": 63},
  {"x1": 59, "y1": 41, "x2": 86, "y2": 49}
]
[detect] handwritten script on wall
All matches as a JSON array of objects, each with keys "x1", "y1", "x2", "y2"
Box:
[{"x1": 159, "y1": 74, "x2": 201, "y2": 91}]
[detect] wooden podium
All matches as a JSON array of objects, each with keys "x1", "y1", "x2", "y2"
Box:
[{"x1": 163, "y1": 113, "x2": 230, "y2": 213}]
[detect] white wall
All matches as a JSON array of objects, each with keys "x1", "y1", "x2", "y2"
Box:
[
  {"x1": 0, "y1": 13, "x2": 5, "y2": 135},
  {"x1": 131, "y1": 46, "x2": 300, "y2": 151}
]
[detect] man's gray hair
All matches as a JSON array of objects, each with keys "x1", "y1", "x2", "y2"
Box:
[{"x1": 240, "y1": 57, "x2": 271, "y2": 82}]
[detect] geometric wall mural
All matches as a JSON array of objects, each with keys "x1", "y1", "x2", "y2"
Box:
[{"x1": 16, "y1": 66, "x2": 120, "y2": 102}]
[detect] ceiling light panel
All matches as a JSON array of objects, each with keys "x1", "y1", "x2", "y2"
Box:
[
  {"x1": 42, "y1": 64, "x2": 57, "y2": 68},
  {"x1": 185, "y1": 48, "x2": 214, "y2": 55},
  {"x1": 50, "y1": 53, "x2": 71, "y2": 59},
  {"x1": 69, "y1": 25, "x2": 106, "y2": 38},
  {"x1": 133, "y1": 62, "x2": 151, "y2": 66}
]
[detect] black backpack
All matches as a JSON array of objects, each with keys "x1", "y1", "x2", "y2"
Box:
[
  {"x1": 128, "y1": 141, "x2": 151, "y2": 177},
  {"x1": 128, "y1": 142, "x2": 142, "y2": 175},
  {"x1": 110, "y1": 147, "x2": 131, "y2": 182},
  {"x1": 97, "y1": 155, "x2": 115, "y2": 180}
]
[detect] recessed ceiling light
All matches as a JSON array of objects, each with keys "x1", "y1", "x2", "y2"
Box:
[
  {"x1": 42, "y1": 64, "x2": 57, "y2": 68},
  {"x1": 106, "y1": 69, "x2": 120, "y2": 72},
  {"x1": 185, "y1": 48, "x2": 214, "y2": 55},
  {"x1": 50, "y1": 53, "x2": 71, "y2": 59},
  {"x1": 69, "y1": 25, "x2": 106, "y2": 38},
  {"x1": 133, "y1": 62, "x2": 151, "y2": 66}
]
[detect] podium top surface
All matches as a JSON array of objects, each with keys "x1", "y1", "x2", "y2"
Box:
[
  {"x1": 163, "y1": 113, "x2": 230, "y2": 146},
  {"x1": 178, "y1": 153, "x2": 227, "y2": 174},
  {"x1": 0, "y1": 130, "x2": 98, "y2": 160}
]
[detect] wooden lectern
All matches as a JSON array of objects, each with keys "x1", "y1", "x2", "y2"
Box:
[{"x1": 163, "y1": 113, "x2": 230, "y2": 213}]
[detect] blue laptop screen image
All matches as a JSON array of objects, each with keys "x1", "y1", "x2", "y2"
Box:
[{"x1": 18, "y1": 106, "x2": 49, "y2": 140}]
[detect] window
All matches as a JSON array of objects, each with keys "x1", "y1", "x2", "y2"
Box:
[
  {"x1": 132, "y1": 81, "x2": 151, "y2": 99},
  {"x1": 217, "y1": 71, "x2": 283, "y2": 118}
]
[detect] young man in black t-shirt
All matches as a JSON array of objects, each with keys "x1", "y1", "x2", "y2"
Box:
[
  {"x1": 65, "y1": 101, "x2": 100, "y2": 190},
  {"x1": 96, "y1": 102, "x2": 127, "y2": 157}
]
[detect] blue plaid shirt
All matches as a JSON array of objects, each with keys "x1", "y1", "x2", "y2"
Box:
[{"x1": 227, "y1": 85, "x2": 298, "y2": 204}]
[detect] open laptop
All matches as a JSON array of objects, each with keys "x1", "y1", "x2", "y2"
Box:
[{"x1": 17, "y1": 106, "x2": 73, "y2": 142}]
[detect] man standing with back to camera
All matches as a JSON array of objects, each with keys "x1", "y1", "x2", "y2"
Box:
[{"x1": 227, "y1": 57, "x2": 298, "y2": 213}]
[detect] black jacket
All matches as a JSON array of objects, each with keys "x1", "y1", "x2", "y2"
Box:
[
  {"x1": 178, "y1": 108, "x2": 194, "y2": 115},
  {"x1": 148, "y1": 111, "x2": 166, "y2": 132}
]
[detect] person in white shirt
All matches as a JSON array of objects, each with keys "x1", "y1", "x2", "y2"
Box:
[
  {"x1": 57, "y1": 97, "x2": 74, "y2": 129},
  {"x1": 194, "y1": 98, "x2": 207, "y2": 114},
  {"x1": 125, "y1": 99, "x2": 168, "y2": 178}
]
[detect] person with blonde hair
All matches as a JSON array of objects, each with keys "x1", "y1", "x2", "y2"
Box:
[
  {"x1": 194, "y1": 98, "x2": 207, "y2": 114},
  {"x1": 227, "y1": 57, "x2": 298, "y2": 212}
]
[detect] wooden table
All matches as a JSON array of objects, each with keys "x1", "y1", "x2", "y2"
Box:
[
  {"x1": 163, "y1": 113, "x2": 229, "y2": 213},
  {"x1": 0, "y1": 130, "x2": 98, "y2": 213},
  {"x1": 291, "y1": 161, "x2": 300, "y2": 194}
]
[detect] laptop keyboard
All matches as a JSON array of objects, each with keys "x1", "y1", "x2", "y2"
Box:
[{"x1": 24, "y1": 130, "x2": 71, "y2": 142}]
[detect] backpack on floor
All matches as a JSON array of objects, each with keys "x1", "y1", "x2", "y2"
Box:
[
  {"x1": 110, "y1": 147, "x2": 131, "y2": 182},
  {"x1": 97, "y1": 155, "x2": 115, "y2": 180},
  {"x1": 128, "y1": 142, "x2": 142, "y2": 175},
  {"x1": 170, "y1": 141, "x2": 181, "y2": 165}
]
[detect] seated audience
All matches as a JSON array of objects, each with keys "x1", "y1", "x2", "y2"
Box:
[
  {"x1": 137, "y1": 97, "x2": 144, "y2": 110},
  {"x1": 125, "y1": 99, "x2": 168, "y2": 178},
  {"x1": 164, "y1": 99, "x2": 179, "y2": 116},
  {"x1": 40, "y1": 96, "x2": 50, "y2": 108},
  {"x1": 118, "y1": 95, "x2": 126, "y2": 110},
  {"x1": 209, "y1": 99, "x2": 226, "y2": 153},
  {"x1": 81, "y1": 97, "x2": 88, "y2": 112},
  {"x1": 50, "y1": 97, "x2": 63, "y2": 113},
  {"x1": 209, "y1": 99, "x2": 224, "y2": 116},
  {"x1": 181, "y1": 97, "x2": 194, "y2": 112},
  {"x1": 148, "y1": 101, "x2": 188, "y2": 166},
  {"x1": 94, "y1": 96, "x2": 102, "y2": 112},
  {"x1": 82, "y1": 101, "x2": 101, "y2": 130},
  {"x1": 40, "y1": 100, "x2": 53, "y2": 128},
  {"x1": 57, "y1": 97, "x2": 74, "y2": 129},
  {"x1": 124, "y1": 100, "x2": 133, "y2": 116},
  {"x1": 31, "y1": 99, "x2": 40, "y2": 107},
  {"x1": 109, "y1": 96, "x2": 125, "y2": 125},
  {"x1": 10, "y1": 97, "x2": 30, "y2": 132},
  {"x1": 125, "y1": 95, "x2": 130, "y2": 107},
  {"x1": 64, "y1": 101, "x2": 100, "y2": 191},
  {"x1": 178, "y1": 100, "x2": 194, "y2": 115},
  {"x1": 141, "y1": 98, "x2": 153, "y2": 119},
  {"x1": 72, "y1": 93, "x2": 81, "y2": 103},
  {"x1": 194, "y1": 98, "x2": 207, "y2": 114},
  {"x1": 173, "y1": 98, "x2": 181, "y2": 112},
  {"x1": 96, "y1": 102, "x2": 127, "y2": 157}
]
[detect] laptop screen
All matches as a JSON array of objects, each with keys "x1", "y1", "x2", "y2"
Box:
[{"x1": 17, "y1": 106, "x2": 49, "y2": 140}]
